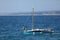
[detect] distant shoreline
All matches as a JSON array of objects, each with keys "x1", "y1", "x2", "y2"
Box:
[
  {"x1": 0, "y1": 11, "x2": 60, "y2": 16},
  {"x1": 0, "y1": 14, "x2": 60, "y2": 16}
]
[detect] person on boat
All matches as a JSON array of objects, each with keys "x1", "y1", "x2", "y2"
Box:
[
  {"x1": 22, "y1": 26, "x2": 27, "y2": 30},
  {"x1": 47, "y1": 28, "x2": 51, "y2": 32}
]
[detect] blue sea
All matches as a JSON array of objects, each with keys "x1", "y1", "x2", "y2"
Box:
[{"x1": 0, "y1": 16, "x2": 60, "y2": 40}]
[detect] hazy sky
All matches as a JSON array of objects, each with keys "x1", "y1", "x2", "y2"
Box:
[{"x1": 0, "y1": 0, "x2": 60, "y2": 13}]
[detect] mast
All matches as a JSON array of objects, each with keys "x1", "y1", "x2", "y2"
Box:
[{"x1": 32, "y1": 8, "x2": 34, "y2": 29}]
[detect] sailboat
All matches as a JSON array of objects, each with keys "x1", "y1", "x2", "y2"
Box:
[{"x1": 22, "y1": 8, "x2": 54, "y2": 35}]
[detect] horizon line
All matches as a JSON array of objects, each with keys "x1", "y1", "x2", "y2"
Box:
[{"x1": 0, "y1": 14, "x2": 60, "y2": 16}]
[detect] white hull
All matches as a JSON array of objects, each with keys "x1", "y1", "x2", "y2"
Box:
[{"x1": 23, "y1": 29, "x2": 54, "y2": 35}]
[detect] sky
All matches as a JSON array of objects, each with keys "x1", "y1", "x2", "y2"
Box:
[{"x1": 0, "y1": 0, "x2": 60, "y2": 13}]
